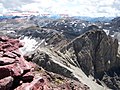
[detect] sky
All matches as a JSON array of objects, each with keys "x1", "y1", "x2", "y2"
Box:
[{"x1": 0, "y1": 0, "x2": 120, "y2": 17}]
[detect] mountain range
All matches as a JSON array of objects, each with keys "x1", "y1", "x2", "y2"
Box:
[{"x1": 0, "y1": 16, "x2": 120, "y2": 90}]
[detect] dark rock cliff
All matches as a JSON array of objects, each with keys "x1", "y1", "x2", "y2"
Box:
[{"x1": 61, "y1": 30, "x2": 119, "y2": 79}]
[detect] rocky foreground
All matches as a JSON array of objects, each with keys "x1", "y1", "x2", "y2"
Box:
[{"x1": 0, "y1": 36, "x2": 89, "y2": 90}]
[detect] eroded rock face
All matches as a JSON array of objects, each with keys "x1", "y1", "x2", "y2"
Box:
[
  {"x1": 0, "y1": 36, "x2": 89, "y2": 90},
  {"x1": 61, "y1": 30, "x2": 119, "y2": 79}
]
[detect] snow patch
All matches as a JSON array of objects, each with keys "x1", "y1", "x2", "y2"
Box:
[
  {"x1": 19, "y1": 37, "x2": 38, "y2": 54},
  {"x1": 82, "y1": 23, "x2": 86, "y2": 26},
  {"x1": 111, "y1": 35, "x2": 114, "y2": 37},
  {"x1": 7, "y1": 30, "x2": 15, "y2": 33},
  {"x1": 108, "y1": 60, "x2": 111, "y2": 64},
  {"x1": 103, "y1": 29, "x2": 109, "y2": 35}
]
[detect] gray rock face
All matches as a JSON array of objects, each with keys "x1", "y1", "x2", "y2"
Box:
[
  {"x1": 61, "y1": 30, "x2": 119, "y2": 79},
  {"x1": 102, "y1": 72, "x2": 120, "y2": 89},
  {"x1": 30, "y1": 29, "x2": 120, "y2": 89},
  {"x1": 31, "y1": 47, "x2": 104, "y2": 90},
  {"x1": 32, "y1": 51, "x2": 76, "y2": 80}
]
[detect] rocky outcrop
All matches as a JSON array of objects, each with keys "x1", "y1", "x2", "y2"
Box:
[
  {"x1": 102, "y1": 72, "x2": 120, "y2": 89},
  {"x1": 0, "y1": 76, "x2": 13, "y2": 90},
  {"x1": 0, "y1": 36, "x2": 35, "y2": 89},
  {"x1": 0, "y1": 36, "x2": 89, "y2": 90},
  {"x1": 16, "y1": 72, "x2": 90, "y2": 90},
  {"x1": 61, "y1": 30, "x2": 119, "y2": 79},
  {"x1": 31, "y1": 51, "x2": 76, "y2": 80}
]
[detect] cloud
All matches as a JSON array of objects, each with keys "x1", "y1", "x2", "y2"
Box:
[
  {"x1": 0, "y1": 0, "x2": 34, "y2": 10},
  {"x1": 0, "y1": 0, "x2": 120, "y2": 17},
  {"x1": 113, "y1": 0, "x2": 120, "y2": 9}
]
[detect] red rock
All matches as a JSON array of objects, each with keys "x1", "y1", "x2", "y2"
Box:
[
  {"x1": 0, "y1": 36, "x2": 42, "y2": 89},
  {"x1": 0, "y1": 52, "x2": 3, "y2": 57},
  {"x1": 15, "y1": 83, "x2": 30, "y2": 90},
  {"x1": 0, "y1": 76, "x2": 13, "y2": 90},
  {"x1": 6, "y1": 46, "x2": 19, "y2": 52},
  {"x1": 8, "y1": 39, "x2": 19, "y2": 45},
  {"x1": 3, "y1": 51, "x2": 17, "y2": 58},
  {"x1": 22, "y1": 72, "x2": 34, "y2": 82},
  {"x1": 11, "y1": 63, "x2": 24, "y2": 76},
  {"x1": 0, "y1": 66, "x2": 11, "y2": 79},
  {"x1": 0, "y1": 57, "x2": 31, "y2": 78},
  {"x1": 29, "y1": 62, "x2": 37, "y2": 70},
  {"x1": 0, "y1": 43, "x2": 13, "y2": 52},
  {"x1": 8, "y1": 39, "x2": 23, "y2": 48},
  {"x1": 19, "y1": 55, "x2": 32, "y2": 70},
  {"x1": 12, "y1": 50, "x2": 21, "y2": 57},
  {"x1": 15, "y1": 77, "x2": 46, "y2": 90},
  {"x1": 0, "y1": 63, "x2": 24, "y2": 78},
  {"x1": 0, "y1": 57, "x2": 16, "y2": 65},
  {"x1": 0, "y1": 64, "x2": 21, "y2": 78},
  {"x1": 0, "y1": 38, "x2": 23, "y2": 52},
  {"x1": 15, "y1": 75, "x2": 50, "y2": 90},
  {"x1": 29, "y1": 76, "x2": 50, "y2": 90},
  {"x1": 9, "y1": 56, "x2": 32, "y2": 77},
  {"x1": 0, "y1": 36, "x2": 9, "y2": 42},
  {"x1": 0, "y1": 43, "x2": 11, "y2": 51}
]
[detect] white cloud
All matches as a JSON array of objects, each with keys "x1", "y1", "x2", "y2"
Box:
[
  {"x1": 0, "y1": 3, "x2": 8, "y2": 14},
  {"x1": 0, "y1": 0, "x2": 120, "y2": 17}
]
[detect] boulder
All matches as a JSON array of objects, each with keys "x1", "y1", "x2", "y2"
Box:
[
  {"x1": 0, "y1": 36, "x2": 9, "y2": 42},
  {"x1": 0, "y1": 76, "x2": 13, "y2": 90},
  {"x1": 0, "y1": 66, "x2": 11, "y2": 79},
  {"x1": 22, "y1": 72, "x2": 34, "y2": 82},
  {"x1": 0, "y1": 63, "x2": 24, "y2": 78},
  {"x1": 0, "y1": 57, "x2": 16, "y2": 65},
  {"x1": 3, "y1": 51, "x2": 17, "y2": 59}
]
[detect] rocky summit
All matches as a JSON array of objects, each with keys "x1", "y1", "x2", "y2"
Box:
[
  {"x1": 0, "y1": 16, "x2": 120, "y2": 90},
  {"x1": 0, "y1": 36, "x2": 89, "y2": 90}
]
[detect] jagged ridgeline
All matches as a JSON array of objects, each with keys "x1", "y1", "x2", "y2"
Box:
[{"x1": 0, "y1": 16, "x2": 120, "y2": 90}]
